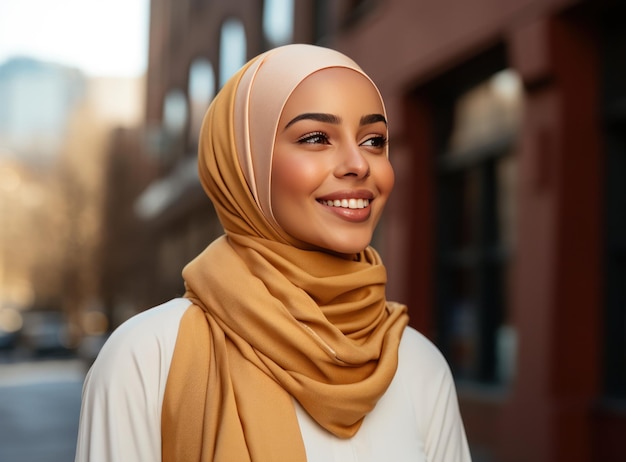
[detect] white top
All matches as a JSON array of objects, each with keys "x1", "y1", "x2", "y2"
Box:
[{"x1": 75, "y1": 298, "x2": 472, "y2": 461}]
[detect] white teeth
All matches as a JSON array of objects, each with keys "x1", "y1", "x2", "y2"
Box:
[{"x1": 322, "y1": 199, "x2": 370, "y2": 209}]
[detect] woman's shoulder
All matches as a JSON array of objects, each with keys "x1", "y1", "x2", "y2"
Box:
[
  {"x1": 88, "y1": 298, "x2": 192, "y2": 381},
  {"x1": 397, "y1": 326, "x2": 454, "y2": 382},
  {"x1": 106, "y1": 298, "x2": 191, "y2": 343},
  {"x1": 395, "y1": 327, "x2": 472, "y2": 461},
  {"x1": 76, "y1": 299, "x2": 193, "y2": 461}
]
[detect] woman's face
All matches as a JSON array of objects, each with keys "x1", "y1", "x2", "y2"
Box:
[{"x1": 271, "y1": 67, "x2": 394, "y2": 256}]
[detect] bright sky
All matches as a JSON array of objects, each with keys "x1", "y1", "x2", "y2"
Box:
[{"x1": 0, "y1": 0, "x2": 150, "y2": 77}]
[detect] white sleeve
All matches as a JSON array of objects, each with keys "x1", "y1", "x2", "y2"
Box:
[
  {"x1": 74, "y1": 298, "x2": 191, "y2": 462},
  {"x1": 404, "y1": 329, "x2": 472, "y2": 462},
  {"x1": 424, "y1": 365, "x2": 472, "y2": 461}
]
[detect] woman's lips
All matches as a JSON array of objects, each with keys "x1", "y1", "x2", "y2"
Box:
[{"x1": 316, "y1": 195, "x2": 373, "y2": 222}]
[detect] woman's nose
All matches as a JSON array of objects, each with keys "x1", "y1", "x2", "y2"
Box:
[{"x1": 334, "y1": 143, "x2": 370, "y2": 179}]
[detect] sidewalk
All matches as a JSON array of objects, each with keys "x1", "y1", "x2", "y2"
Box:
[
  {"x1": 0, "y1": 358, "x2": 86, "y2": 462},
  {"x1": 0, "y1": 357, "x2": 86, "y2": 386}
]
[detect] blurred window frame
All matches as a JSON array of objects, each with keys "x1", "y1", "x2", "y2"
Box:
[
  {"x1": 602, "y1": 10, "x2": 626, "y2": 399},
  {"x1": 432, "y1": 45, "x2": 521, "y2": 386}
]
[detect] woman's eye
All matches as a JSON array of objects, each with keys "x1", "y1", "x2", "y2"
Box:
[
  {"x1": 361, "y1": 135, "x2": 388, "y2": 148},
  {"x1": 297, "y1": 132, "x2": 329, "y2": 144}
]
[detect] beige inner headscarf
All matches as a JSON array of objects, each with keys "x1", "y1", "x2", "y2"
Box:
[{"x1": 161, "y1": 44, "x2": 409, "y2": 462}]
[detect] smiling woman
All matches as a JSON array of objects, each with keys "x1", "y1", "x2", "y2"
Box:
[{"x1": 75, "y1": 44, "x2": 472, "y2": 462}]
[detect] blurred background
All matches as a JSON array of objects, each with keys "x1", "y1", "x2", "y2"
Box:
[
  {"x1": 0, "y1": 1, "x2": 149, "y2": 460},
  {"x1": 0, "y1": 0, "x2": 624, "y2": 461}
]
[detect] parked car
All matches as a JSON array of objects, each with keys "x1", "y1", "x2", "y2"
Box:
[
  {"x1": 19, "y1": 311, "x2": 75, "y2": 358},
  {"x1": 0, "y1": 328, "x2": 20, "y2": 351},
  {"x1": 0, "y1": 307, "x2": 23, "y2": 353}
]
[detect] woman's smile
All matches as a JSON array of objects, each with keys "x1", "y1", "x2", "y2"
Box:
[
  {"x1": 316, "y1": 189, "x2": 374, "y2": 222},
  {"x1": 318, "y1": 198, "x2": 371, "y2": 210},
  {"x1": 318, "y1": 199, "x2": 372, "y2": 222}
]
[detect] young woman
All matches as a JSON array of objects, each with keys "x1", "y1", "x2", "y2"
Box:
[{"x1": 75, "y1": 44, "x2": 472, "y2": 462}]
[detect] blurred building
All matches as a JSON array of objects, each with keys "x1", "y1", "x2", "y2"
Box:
[
  {"x1": 0, "y1": 57, "x2": 85, "y2": 165},
  {"x1": 0, "y1": 58, "x2": 87, "y2": 348},
  {"x1": 100, "y1": 0, "x2": 625, "y2": 461},
  {"x1": 0, "y1": 56, "x2": 145, "y2": 355}
]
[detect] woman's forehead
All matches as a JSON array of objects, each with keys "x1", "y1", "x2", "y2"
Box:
[
  {"x1": 279, "y1": 68, "x2": 385, "y2": 121},
  {"x1": 290, "y1": 67, "x2": 380, "y2": 96}
]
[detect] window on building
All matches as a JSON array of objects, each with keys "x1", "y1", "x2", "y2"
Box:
[
  {"x1": 163, "y1": 89, "x2": 188, "y2": 136},
  {"x1": 604, "y1": 116, "x2": 626, "y2": 399},
  {"x1": 601, "y1": 11, "x2": 626, "y2": 399},
  {"x1": 341, "y1": 0, "x2": 379, "y2": 28},
  {"x1": 435, "y1": 64, "x2": 522, "y2": 385},
  {"x1": 219, "y1": 19, "x2": 246, "y2": 88},
  {"x1": 263, "y1": 0, "x2": 294, "y2": 47},
  {"x1": 190, "y1": 0, "x2": 206, "y2": 13},
  {"x1": 169, "y1": 0, "x2": 189, "y2": 47},
  {"x1": 161, "y1": 88, "x2": 188, "y2": 164},
  {"x1": 188, "y1": 59, "x2": 215, "y2": 148},
  {"x1": 312, "y1": 0, "x2": 331, "y2": 43}
]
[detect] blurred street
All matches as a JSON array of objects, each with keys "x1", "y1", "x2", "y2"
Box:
[{"x1": 0, "y1": 358, "x2": 85, "y2": 462}]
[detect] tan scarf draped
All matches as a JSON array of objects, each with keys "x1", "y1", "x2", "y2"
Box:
[{"x1": 161, "y1": 45, "x2": 409, "y2": 462}]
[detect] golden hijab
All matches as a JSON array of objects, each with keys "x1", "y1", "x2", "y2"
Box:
[{"x1": 161, "y1": 44, "x2": 409, "y2": 461}]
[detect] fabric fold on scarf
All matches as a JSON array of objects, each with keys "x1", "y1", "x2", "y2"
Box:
[{"x1": 161, "y1": 44, "x2": 409, "y2": 462}]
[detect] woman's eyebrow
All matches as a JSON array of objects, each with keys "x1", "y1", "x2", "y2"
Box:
[
  {"x1": 284, "y1": 113, "x2": 341, "y2": 129},
  {"x1": 360, "y1": 114, "x2": 387, "y2": 126},
  {"x1": 283, "y1": 112, "x2": 387, "y2": 130}
]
